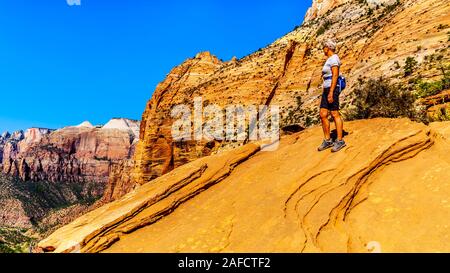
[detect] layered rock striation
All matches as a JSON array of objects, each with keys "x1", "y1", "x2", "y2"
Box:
[
  {"x1": 112, "y1": 0, "x2": 450, "y2": 200},
  {"x1": 38, "y1": 118, "x2": 450, "y2": 253},
  {"x1": 1, "y1": 119, "x2": 139, "y2": 184}
]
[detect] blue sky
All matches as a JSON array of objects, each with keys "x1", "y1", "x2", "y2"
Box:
[{"x1": 0, "y1": 0, "x2": 312, "y2": 133}]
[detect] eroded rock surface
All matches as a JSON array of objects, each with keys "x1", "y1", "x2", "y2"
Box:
[
  {"x1": 38, "y1": 118, "x2": 450, "y2": 253},
  {"x1": 122, "y1": 0, "x2": 450, "y2": 201}
]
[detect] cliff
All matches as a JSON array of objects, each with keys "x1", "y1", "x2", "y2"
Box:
[
  {"x1": 1, "y1": 118, "x2": 139, "y2": 185},
  {"x1": 0, "y1": 131, "x2": 24, "y2": 167},
  {"x1": 0, "y1": 119, "x2": 140, "y2": 239},
  {"x1": 38, "y1": 118, "x2": 450, "y2": 253},
  {"x1": 112, "y1": 0, "x2": 450, "y2": 199}
]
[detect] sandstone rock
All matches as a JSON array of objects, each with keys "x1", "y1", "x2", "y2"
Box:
[
  {"x1": 304, "y1": 0, "x2": 398, "y2": 22},
  {"x1": 31, "y1": 0, "x2": 450, "y2": 252},
  {"x1": 22, "y1": 128, "x2": 54, "y2": 146},
  {"x1": 101, "y1": 159, "x2": 137, "y2": 203},
  {"x1": 304, "y1": 0, "x2": 348, "y2": 22},
  {"x1": 111, "y1": 0, "x2": 450, "y2": 202},
  {"x1": 416, "y1": 89, "x2": 450, "y2": 121},
  {"x1": 420, "y1": 89, "x2": 450, "y2": 107},
  {"x1": 38, "y1": 118, "x2": 450, "y2": 253}
]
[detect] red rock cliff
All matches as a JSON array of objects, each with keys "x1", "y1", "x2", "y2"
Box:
[{"x1": 1, "y1": 119, "x2": 139, "y2": 186}]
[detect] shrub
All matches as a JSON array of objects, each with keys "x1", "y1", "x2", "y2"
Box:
[
  {"x1": 282, "y1": 96, "x2": 319, "y2": 128},
  {"x1": 393, "y1": 61, "x2": 400, "y2": 69},
  {"x1": 316, "y1": 20, "x2": 332, "y2": 36},
  {"x1": 403, "y1": 57, "x2": 418, "y2": 76},
  {"x1": 414, "y1": 64, "x2": 450, "y2": 98},
  {"x1": 344, "y1": 77, "x2": 418, "y2": 120},
  {"x1": 415, "y1": 80, "x2": 445, "y2": 98},
  {"x1": 385, "y1": 0, "x2": 401, "y2": 13}
]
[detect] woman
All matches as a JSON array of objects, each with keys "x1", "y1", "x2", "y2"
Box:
[{"x1": 317, "y1": 39, "x2": 346, "y2": 153}]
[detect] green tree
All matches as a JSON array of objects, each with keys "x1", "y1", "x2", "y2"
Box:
[
  {"x1": 345, "y1": 77, "x2": 419, "y2": 120},
  {"x1": 404, "y1": 57, "x2": 418, "y2": 76}
]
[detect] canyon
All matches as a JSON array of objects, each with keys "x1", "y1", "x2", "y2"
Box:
[
  {"x1": 1, "y1": 118, "x2": 139, "y2": 184},
  {"x1": 0, "y1": 118, "x2": 139, "y2": 252}
]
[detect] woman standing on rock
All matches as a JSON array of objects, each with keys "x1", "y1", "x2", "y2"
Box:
[{"x1": 317, "y1": 39, "x2": 346, "y2": 153}]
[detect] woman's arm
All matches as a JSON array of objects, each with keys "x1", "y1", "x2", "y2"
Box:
[{"x1": 328, "y1": 66, "x2": 339, "y2": 103}]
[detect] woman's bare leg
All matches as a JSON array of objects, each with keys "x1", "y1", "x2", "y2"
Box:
[
  {"x1": 320, "y1": 108, "x2": 331, "y2": 140},
  {"x1": 331, "y1": 110, "x2": 344, "y2": 141}
]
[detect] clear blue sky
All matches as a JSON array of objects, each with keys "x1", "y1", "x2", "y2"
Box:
[{"x1": 0, "y1": 0, "x2": 311, "y2": 133}]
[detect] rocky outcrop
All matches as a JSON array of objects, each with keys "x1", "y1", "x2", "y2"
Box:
[
  {"x1": 38, "y1": 118, "x2": 450, "y2": 253},
  {"x1": 101, "y1": 159, "x2": 136, "y2": 203},
  {"x1": 304, "y1": 0, "x2": 348, "y2": 22},
  {"x1": 420, "y1": 89, "x2": 450, "y2": 121},
  {"x1": 304, "y1": 0, "x2": 398, "y2": 22},
  {"x1": 109, "y1": 0, "x2": 450, "y2": 201},
  {"x1": 0, "y1": 131, "x2": 24, "y2": 167}
]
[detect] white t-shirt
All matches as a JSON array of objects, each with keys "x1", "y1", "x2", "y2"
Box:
[{"x1": 322, "y1": 54, "x2": 341, "y2": 89}]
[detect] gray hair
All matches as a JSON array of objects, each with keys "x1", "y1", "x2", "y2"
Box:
[{"x1": 323, "y1": 39, "x2": 337, "y2": 51}]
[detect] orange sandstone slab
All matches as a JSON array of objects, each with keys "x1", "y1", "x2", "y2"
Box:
[{"x1": 39, "y1": 119, "x2": 450, "y2": 253}]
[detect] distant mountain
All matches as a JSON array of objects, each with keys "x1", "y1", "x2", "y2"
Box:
[
  {"x1": 1, "y1": 118, "x2": 140, "y2": 184},
  {"x1": 0, "y1": 118, "x2": 140, "y2": 252}
]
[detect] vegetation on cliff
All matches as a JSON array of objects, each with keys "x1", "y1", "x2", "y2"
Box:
[{"x1": 0, "y1": 174, "x2": 103, "y2": 253}]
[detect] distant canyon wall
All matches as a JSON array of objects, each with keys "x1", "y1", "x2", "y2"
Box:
[{"x1": 0, "y1": 118, "x2": 139, "y2": 187}]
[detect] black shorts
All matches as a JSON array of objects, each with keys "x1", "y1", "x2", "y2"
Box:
[{"x1": 320, "y1": 87, "x2": 340, "y2": 111}]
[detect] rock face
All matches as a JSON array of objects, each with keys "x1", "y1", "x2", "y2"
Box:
[
  {"x1": 38, "y1": 118, "x2": 450, "y2": 253},
  {"x1": 0, "y1": 119, "x2": 140, "y2": 245},
  {"x1": 304, "y1": 0, "x2": 348, "y2": 22},
  {"x1": 112, "y1": 0, "x2": 450, "y2": 200},
  {"x1": 304, "y1": 0, "x2": 398, "y2": 22},
  {"x1": 1, "y1": 119, "x2": 139, "y2": 184},
  {"x1": 0, "y1": 131, "x2": 24, "y2": 167},
  {"x1": 420, "y1": 89, "x2": 450, "y2": 121}
]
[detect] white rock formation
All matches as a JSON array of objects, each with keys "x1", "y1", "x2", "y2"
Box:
[
  {"x1": 102, "y1": 118, "x2": 140, "y2": 139},
  {"x1": 304, "y1": 0, "x2": 397, "y2": 22},
  {"x1": 76, "y1": 121, "x2": 95, "y2": 128}
]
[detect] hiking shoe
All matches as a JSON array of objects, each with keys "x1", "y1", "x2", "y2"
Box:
[
  {"x1": 318, "y1": 139, "x2": 334, "y2": 151},
  {"x1": 331, "y1": 140, "x2": 347, "y2": 153}
]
